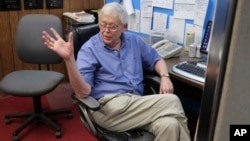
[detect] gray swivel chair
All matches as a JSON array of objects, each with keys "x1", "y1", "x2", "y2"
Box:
[
  {"x1": 0, "y1": 14, "x2": 72, "y2": 141},
  {"x1": 71, "y1": 24, "x2": 161, "y2": 141}
]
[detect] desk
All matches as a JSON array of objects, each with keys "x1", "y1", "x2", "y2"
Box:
[{"x1": 165, "y1": 51, "x2": 204, "y2": 90}]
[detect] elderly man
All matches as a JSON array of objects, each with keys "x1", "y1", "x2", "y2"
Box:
[{"x1": 42, "y1": 2, "x2": 190, "y2": 141}]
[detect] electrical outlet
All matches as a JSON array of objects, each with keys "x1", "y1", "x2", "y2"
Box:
[{"x1": 46, "y1": 0, "x2": 63, "y2": 9}]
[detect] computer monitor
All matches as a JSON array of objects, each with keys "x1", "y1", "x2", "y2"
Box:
[{"x1": 200, "y1": 21, "x2": 213, "y2": 55}]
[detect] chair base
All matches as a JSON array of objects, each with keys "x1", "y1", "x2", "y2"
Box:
[
  {"x1": 5, "y1": 96, "x2": 72, "y2": 141},
  {"x1": 95, "y1": 125, "x2": 155, "y2": 141}
]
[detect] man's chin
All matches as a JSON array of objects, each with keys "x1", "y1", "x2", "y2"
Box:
[{"x1": 103, "y1": 40, "x2": 112, "y2": 45}]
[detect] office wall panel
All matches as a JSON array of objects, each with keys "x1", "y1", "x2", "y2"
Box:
[
  {"x1": 213, "y1": 0, "x2": 250, "y2": 140},
  {"x1": 195, "y1": 0, "x2": 250, "y2": 140}
]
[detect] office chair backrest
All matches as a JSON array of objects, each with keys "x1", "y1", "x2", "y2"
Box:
[
  {"x1": 16, "y1": 14, "x2": 62, "y2": 64},
  {"x1": 72, "y1": 24, "x2": 99, "y2": 59}
]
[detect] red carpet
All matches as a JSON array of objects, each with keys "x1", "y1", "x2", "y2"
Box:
[{"x1": 0, "y1": 83, "x2": 97, "y2": 141}]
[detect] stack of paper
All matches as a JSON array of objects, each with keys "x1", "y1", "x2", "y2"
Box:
[{"x1": 63, "y1": 11, "x2": 95, "y2": 24}]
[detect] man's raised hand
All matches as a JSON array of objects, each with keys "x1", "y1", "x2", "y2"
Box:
[{"x1": 42, "y1": 28, "x2": 74, "y2": 60}]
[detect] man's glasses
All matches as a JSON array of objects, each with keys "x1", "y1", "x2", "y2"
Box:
[{"x1": 99, "y1": 23, "x2": 121, "y2": 31}]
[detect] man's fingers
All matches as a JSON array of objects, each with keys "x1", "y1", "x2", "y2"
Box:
[
  {"x1": 67, "y1": 32, "x2": 73, "y2": 44},
  {"x1": 159, "y1": 88, "x2": 173, "y2": 94},
  {"x1": 42, "y1": 32, "x2": 54, "y2": 49},
  {"x1": 50, "y1": 28, "x2": 62, "y2": 40},
  {"x1": 42, "y1": 31, "x2": 55, "y2": 43},
  {"x1": 43, "y1": 40, "x2": 53, "y2": 49},
  {"x1": 159, "y1": 88, "x2": 163, "y2": 94}
]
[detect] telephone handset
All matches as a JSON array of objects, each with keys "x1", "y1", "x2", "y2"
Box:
[{"x1": 152, "y1": 39, "x2": 183, "y2": 59}]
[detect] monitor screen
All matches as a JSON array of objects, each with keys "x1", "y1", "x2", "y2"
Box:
[{"x1": 200, "y1": 21, "x2": 213, "y2": 54}]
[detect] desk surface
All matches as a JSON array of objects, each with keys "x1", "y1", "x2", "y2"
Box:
[{"x1": 165, "y1": 51, "x2": 205, "y2": 90}]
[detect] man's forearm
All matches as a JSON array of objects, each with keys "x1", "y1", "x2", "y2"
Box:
[
  {"x1": 64, "y1": 57, "x2": 91, "y2": 98},
  {"x1": 154, "y1": 59, "x2": 169, "y2": 76}
]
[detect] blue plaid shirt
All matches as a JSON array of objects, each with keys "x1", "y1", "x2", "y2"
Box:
[{"x1": 76, "y1": 32, "x2": 161, "y2": 99}]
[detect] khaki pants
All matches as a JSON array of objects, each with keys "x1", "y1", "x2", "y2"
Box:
[{"x1": 91, "y1": 93, "x2": 190, "y2": 141}]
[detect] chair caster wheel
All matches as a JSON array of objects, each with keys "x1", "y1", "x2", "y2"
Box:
[
  {"x1": 67, "y1": 112, "x2": 73, "y2": 119},
  {"x1": 56, "y1": 131, "x2": 61, "y2": 138},
  {"x1": 5, "y1": 118, "x2": 11, "y2": 124},
  {"x1": 13, "y1": 135, "x2": 19, "y2": 141}
]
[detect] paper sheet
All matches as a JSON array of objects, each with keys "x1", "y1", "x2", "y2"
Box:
[
  {"x1": 174, "y1": 3, "x2": 195, "y2": 19},
  {"x1": 140, "y1": 17, "x2": 152, "y2": 34},
  {"x1": 141, "y1": 0, "x2": 153, "y2": 18},
  {"x1": 194, "y1": 25, "x2": 203, "y2": 44},
  {"x1": 153, "y1": 12, "x2": 168, "y2": 31},
  {"x1": 153, "y1": 0, "x2": 173, "y2": 9},
  {"x1": 139, "y1": 0, "x2": 153, "y2": 34},
  {"x1": 194, "y1": 0, "x2": 209, "y2": 26},
  {"x1": 175, "y1": 0, "x2": 195, "y2": 4},
  {"x1": 122, "y1": 0, "x2": 134, "y2": 15},
  {"x1": 169, "y1": 17, "x2": 185, "y2": 44},
  {"x1": 128, "y1": 10, "x2": 140, "y2": 32}
]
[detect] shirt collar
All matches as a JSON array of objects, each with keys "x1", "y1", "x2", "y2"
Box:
[{"x1": 98, "y1": 33, "x2": 126, "y2": 51}]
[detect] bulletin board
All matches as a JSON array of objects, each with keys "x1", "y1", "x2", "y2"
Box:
[{"x1": 105, "y1": 0, "x2": 216, "y2": 45}]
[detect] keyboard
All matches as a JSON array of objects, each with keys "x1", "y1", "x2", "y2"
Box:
[{"x1": 172, "y1": 61, "x2": 206, "y2": 83}]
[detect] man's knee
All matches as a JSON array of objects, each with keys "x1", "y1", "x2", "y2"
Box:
[
  {"x1": 152, "y1": 117, "x2": 179, "y2": 133},
  {"x1": 162, "y1": 94, "x2": 181, "y2": 104},
  {"x1": 168, "y1": 93, "x2": 179, "y2": 100},
  {"x1": 164, "y1": 117, "x2": 179, "y2": 130}
]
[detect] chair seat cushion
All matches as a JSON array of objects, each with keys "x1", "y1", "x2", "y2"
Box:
[{"x1": 0, "y1": 70, "x2": 64, "y2": 96}]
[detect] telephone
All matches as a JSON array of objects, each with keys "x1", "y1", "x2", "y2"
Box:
[{"x1": 152, "y1": 39, "x2": 183, "y2": 59}]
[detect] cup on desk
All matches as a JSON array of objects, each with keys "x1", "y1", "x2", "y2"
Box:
[
  {"x1": 189, "y1": 43, "x2": 196, "y2": 57},
  {"x1": 196, "y1": 44, "x2": 202, "y2": 58}
]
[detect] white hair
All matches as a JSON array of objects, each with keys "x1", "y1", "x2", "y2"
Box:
[{"x1": 99, "y1": 2, "x2": 128, "y2": 24}]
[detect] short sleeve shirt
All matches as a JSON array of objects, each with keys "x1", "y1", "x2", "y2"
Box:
[{"x1": 76, "y1": 32, "x2": 161, "y2": 99}]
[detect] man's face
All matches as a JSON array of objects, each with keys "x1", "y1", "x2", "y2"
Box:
[{"x1": 99, "y1": 13, "x2": 126, "y2": 47}]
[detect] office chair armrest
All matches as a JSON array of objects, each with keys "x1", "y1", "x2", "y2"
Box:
[
  {"x1": 143, "y1": 75, "x2": 161, "y2": 87},
  {"x1": 72, "y1": 94, "x2": 100, "y2": 111}
]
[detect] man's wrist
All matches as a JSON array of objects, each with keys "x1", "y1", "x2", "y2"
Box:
[{"x1": 161, "y1": 73, "x2": 170, "y2": 78}]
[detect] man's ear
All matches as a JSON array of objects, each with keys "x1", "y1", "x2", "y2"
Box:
[{"x1": 122, "y1": 24, "x2": 128, "y2": 32}]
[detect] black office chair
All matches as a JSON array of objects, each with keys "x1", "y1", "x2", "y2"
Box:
[
  {"x1": 71, "y1": 24, "x2": 162, "y2": 141},
  {"x1": 0, "y1": 14, "x2": 72, "y2": 141}
]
